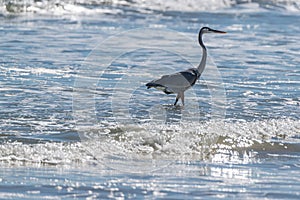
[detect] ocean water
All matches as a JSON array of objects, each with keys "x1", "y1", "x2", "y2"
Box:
[{"x1": 0, "y1": 0, "x2": 300, "y2": 199}]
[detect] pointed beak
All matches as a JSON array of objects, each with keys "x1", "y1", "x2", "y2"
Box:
[{"x1": 212, "y1": 29, "x2": 227, "y2": 34}]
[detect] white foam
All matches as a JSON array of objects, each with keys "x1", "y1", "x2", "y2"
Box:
[
  {"x1": 0, "y1": 142, "x2": 96, "y2": 166},
  {"x1": 1, "y1": 118, "x2": 298, "y2": 167},
  {"x1": 1, "y1": 0, "x2": 299, "y2": 16},
  {"x1": 134, "y1": 0, "x2": 233, "y2": 12}
]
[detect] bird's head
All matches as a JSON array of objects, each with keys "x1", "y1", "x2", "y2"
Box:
[
  {"x1": 201, "y1": 27, "x2": 227, "y2": 34},
  {"x1": 198, "y1": 27, "x2": 226, "y2": 48}
]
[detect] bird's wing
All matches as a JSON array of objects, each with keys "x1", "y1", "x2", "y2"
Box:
[
  {"x1": 178, "y1": 68, "x2": 200, "y2": 86},
  {"x1": 148, "y1": 68, "x2": 199, "y2": 93}
]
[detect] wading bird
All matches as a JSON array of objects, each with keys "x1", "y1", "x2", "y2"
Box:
[{"x1": 146, "y1": 27, "x2": 226, "y2": 106}]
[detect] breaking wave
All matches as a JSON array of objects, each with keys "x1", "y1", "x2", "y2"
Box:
[
  {"x1": 1, "y1": 119, "x2": 299, "y2": 169},
  {"x1": 1, "y1": 0, "x2": 299, "y2": 15}
]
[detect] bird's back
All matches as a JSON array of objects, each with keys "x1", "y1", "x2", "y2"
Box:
[{"x1": 146, "y1": 68, "x2": 200, "y2": 94}]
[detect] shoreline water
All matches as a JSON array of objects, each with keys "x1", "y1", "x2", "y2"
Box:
[{"x1": 0, "y1": 0, "x2": 299, "y2": 199}]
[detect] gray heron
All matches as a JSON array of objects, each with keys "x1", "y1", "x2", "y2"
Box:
[{"x1": 146, "y1": 27, "x2": 226, "y2": 106}]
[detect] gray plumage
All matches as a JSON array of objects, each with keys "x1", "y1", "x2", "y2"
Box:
[{"x1": 146, "y1": 27, "x2": 226, "y2": 105}]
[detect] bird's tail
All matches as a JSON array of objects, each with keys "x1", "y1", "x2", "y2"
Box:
[
  {"x1": 146, "y1": 82, "x2": 173, "y2": 94},
  {"x1": 146, "y1": 82, "x2": 161, "y2": 89}
]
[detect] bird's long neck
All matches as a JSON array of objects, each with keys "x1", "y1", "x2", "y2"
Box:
[{"x1": 197, "y1": 32, "x2": 207, "y2": 75}]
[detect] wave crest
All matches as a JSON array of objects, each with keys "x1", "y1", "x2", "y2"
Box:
[
  {"x1": 1, "y1": 119, "x2": 299, "y2": 169},
  {"x1": 1, "y1": 0, "x2": 299, "y2": 15}
]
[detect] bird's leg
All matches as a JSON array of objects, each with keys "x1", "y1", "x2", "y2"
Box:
[
  {"x1": 181, "y1": 92, "x2": 185, "y2": 106},
  {"x1": 174, "y1": 93, "x2": 180, "y2": 105}
]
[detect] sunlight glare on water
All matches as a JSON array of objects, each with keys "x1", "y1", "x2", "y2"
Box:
[{"x1": 0, "y1": 0, "x2": 300, "y2": 199}]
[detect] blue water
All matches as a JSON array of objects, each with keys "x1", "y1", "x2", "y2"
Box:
[{"x1": 0, "y1": 0, "x2": 300, "y2": 199}]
